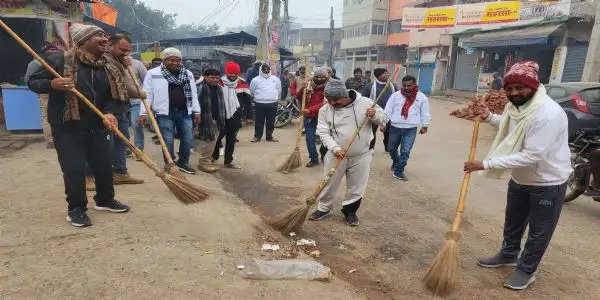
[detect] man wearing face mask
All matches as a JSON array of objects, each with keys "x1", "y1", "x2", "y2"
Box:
[
  {"x1": 249, "y1": 64, "x2": 282, "y2": 142},
  {"x1": 298, "y1": 66, "x2": 328, "y2": 167},
  {"x1": 309, "y1": 79, "x2": 388, "y2": 226},
  {"x1": 464, "y1": 61, "x2": 571, "y2": 290}
]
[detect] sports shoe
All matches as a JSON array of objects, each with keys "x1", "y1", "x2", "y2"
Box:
[
  {"x1": 345, "y1": 213, "x2": 359, "y2": 226},
  {"x1": 392, "y1": 172, "x2": 407, "y2": 181},
  {"x1": 94, "y1": 199, "x2": 130, "y2": 213},
  {"x1": 113, "y1": 172, "x2": 144, "y2": 185},
  {"x1": 477, "y1": 253, "x2": 518, "y2": 268},
  {"x1": 266, "y1": 137, "x2": 279, "y2": 142},
  {"x1": 308, "y1": 210, "x2": 330, "y2": 221},
  {"x1": 224, "y1": 163, "x2": 242, "y2": 169},
  {"x1": 305, "y1": 161, "x2": 319, "y2": 168},
  {"x1": 85, "y1": 176, "x2": 96, "y2": 191},
  {"x1": 177, "y1": 163, "x2": 197, "y2": 175},
  {"x1": 66, "y1": 208, "x2": 92, "y2": 227},
  {"x1": 251, "y1": 137, "x2": 261, "y2": 143},
  {"x1": 504, "y1": 270, "x2": 536, "y2": 290},
  {"x1": 197, "y1": 162, "x2": 219, "y2": 173}
]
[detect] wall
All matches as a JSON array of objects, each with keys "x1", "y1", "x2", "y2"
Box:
[
  {"x1": 342, "y1": 34, "x2": 387, "y2": 49},
  {"x1": 342, "y1": 0, "x2": 389, "y2": 49},
  {"x1": 409, "y1": 28, "x2": 452, "y2": 48},
  {"x1": 389, "y1": 0, "x2": 414, "y2": 20},
  {"x1": 387, "y1": 31, "x2": 411, "y2": 46}
]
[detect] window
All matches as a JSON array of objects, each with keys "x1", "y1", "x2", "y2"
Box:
[
  {"x1": 371, "y1": 23, "x2": 384, "y2": 35},
  {"x1": 580, "y1": 88, "x2": 600, "y2": 103},
  {"x1": 547, "y1": 87, "x2": 567, "y2": 100},
  {"x1": 388, "y1": 20, "x2": 404, "y2": 34}
]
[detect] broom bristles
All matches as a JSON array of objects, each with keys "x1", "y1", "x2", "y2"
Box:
[
  {"x1": 423, "y1": 231, "x2": 461, "y2": 296},
  {"x1": 165, "y1": 163, "x2": 187, "y2": 180},
  {"x1": 277, "y1": 148, "x2": 302, "y2": 173},
  {"x1": 269, "y1": 194, "x2": 315, "y2": 233},
  {"x1": 161, "y1": 173, "x2": 209, "y2": 204}
]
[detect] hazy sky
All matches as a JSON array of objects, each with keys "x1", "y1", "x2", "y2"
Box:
[{"x1": 142, "y1": 0, "x2": 344, "y2": 30}]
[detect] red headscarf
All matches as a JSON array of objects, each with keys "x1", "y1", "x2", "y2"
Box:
[{"x1": 401, "y1": 84, "x2": 419, "y2": 119}]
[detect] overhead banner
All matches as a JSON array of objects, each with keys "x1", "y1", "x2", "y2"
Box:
[
  {"x1": 402, "y1": 6, "x2": 457, "y2": 29},
  {"x1": 456, "y1": 1, "x2": 521, "y2": 26},
  {"x1": 0, "y1": 0, "x2": 82, "y2": 21}
]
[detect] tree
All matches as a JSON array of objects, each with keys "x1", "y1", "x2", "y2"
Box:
[{"x1": 111, "y1": 0, "x2": 219, "y2": 42}]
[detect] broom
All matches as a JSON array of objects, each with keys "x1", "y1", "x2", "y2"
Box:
[
  {"x1": 270, "y1": 68, "x2": 400, "y2": 233},
  {"x1": 0, "y1": 19, "x2": 208, "y2": 204},
  {"x1": 125, "y1": 67, "x2": 186, "y2": 180},
  {"x1": 423, "y1": 119, "x2": 480, "y2": 296},
  {"x1": 277, "y1": 72, "x2": 312, "y2": 173}
]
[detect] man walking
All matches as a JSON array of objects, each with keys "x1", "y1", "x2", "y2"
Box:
[
  {"x1": 309, "y1": 79, "x2": 388, "y2": 226},
  {"x1": 249, "y1": 64, "x2": 281, "y2": 143},
  {"x1": 28, "y1": 24, "x2": 130, "y2": 227},
  {"x1": 139, "y1": 47, "x2": 201, "y2": 174},
  {"x1": 464, "y1": 61, "x2": 571, "y2": 290},
  {"x1": 298, "y1": 66, "x2": 328, "y2": 167},
  {"x1": 108, "y1": 33, "x2": 144, "y2": 184},
  {"x1": 129, "y1": 57, "x2": 147, "y2": 157},
  {"x1": 384, "y1": 75, "x2": 430, "y2": 181},
  {"x1": 345, "y1": 68, "x2": 367, "y2": 91},
  {"x1": 361, "y1": 68, "x2": 397, "y2": 151}
]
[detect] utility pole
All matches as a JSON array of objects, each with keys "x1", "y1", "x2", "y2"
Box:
[
  {"x1": 582, "y1": 0, "x2": 600, "y2": 82},
  {"x1": 256, "y1": 0, "x2": 269, "y2": 63},
  {"x1": 271, "y1": 0, "x2": 281, "y2": 74},
  {"x1": 282, "y1": 0, "x2": 289, "y2": 49},
  {"x1": 329, "y1": 6, "x2": 334, "y2": 68}
]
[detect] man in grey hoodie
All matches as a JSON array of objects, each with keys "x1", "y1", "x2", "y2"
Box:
[{"x1": 308, "y1": 79, "x2": 388, "y2": 226}]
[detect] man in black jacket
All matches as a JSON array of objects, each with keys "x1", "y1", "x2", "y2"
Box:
[
  {"x1": 28, "y1": 24, "x2": 130, "y2": 227},
  {"x1": 361, "y1": 68, "x2": 397, "y2": 151}
]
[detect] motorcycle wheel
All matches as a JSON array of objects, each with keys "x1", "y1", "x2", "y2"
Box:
[
  {"x1": 274, "y1": 111, "x2": 291, "y2": 128},
  {"x1": 565, "y1": 162, "x2": 588, "y2": 203}
]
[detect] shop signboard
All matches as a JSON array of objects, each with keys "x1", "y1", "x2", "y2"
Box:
[
  {"x1": 0, "y1": 0, "x2": 82, "y2": 21},
  {"x1": 401, "y1": 6, "x2": 456, "y2": 29},
  {"x1": 456, "y1": 1, "x2": 521, "y2": 26}
]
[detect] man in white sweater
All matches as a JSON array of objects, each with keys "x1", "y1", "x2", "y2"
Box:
[
  {"x1": 464, "y1": 61, "x2": 571, "y2": 290},
  {"x1": 309, "y1": 79, "x2": 388, "y2": 226},
  {"x1": 384, "y1": 75, "x2": 430, "y2": 180},
  {"x1": 249, "y1": 64, "x2": 281, "y2": 142}
]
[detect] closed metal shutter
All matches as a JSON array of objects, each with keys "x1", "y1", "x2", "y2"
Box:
[
  {"x1": 453, "y1": 50, "x2": 478, "y2": 91},
  {"x1": 562, "y1": 42, "x2": 589, "y2": 83}
]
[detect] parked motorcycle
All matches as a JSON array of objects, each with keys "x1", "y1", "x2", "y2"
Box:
[
  {"x1": 565, "y1": 131, "x2": 600, "y2": 203},
  {"x1": 274, "y1": 96, "x2": 301, "y2": 128}
]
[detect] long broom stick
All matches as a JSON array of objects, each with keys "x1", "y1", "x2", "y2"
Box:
[
  {"x1": 126, "y1": 67, "x2": 185, "y2": 180},
  {"x1": 0, "y1": 19, "x2": 208, "y2": 204},
  {"x1": 423, "y1": 119, "x2": 480, "y2": 296},
  {"x1": 277, "y1": 69, "x2": 312, "y2": 173},
  {"x1": 270, "y1": 68, "x2": 400, "y2": 233}
]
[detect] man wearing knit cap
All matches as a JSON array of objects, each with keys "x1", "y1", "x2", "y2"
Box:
[
  {"x1": 139, "y1": 47, "x2": 201, "y2": 174},
  {"x1": 464, "y1": 61, "x2": 571, "y2": 290},
  {"x1": 29, "y1": 23, "x2": 131, "y2": 227},
  {"x1": 361, "y1": 68, "x2": 397, "y2": 151},
  {"x1": 309, "y1": 79, "x2": 388, "y2": 226},
  {"x1": 298, "y1": 66, "x2": 328, "y2": 167}
]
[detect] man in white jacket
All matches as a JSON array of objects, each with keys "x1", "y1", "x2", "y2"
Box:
[
  {"x1": 384, "y1": 75, "x2": 430, "y2": 180},
  {"x1": 464, "y1": 61, "x2": 571, "y2": 290},
  {"x1": 249, "y1": 64, "x2": 281, "y2": 142},
  {"x1": 138, "y1": 48, "x2": 201, "y2": 174},
  {"x1": 308, "y1": 79, "x2": 388, "y2": 226}
]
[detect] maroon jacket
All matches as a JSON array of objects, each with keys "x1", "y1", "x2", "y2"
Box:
[{"x1": 299, "y1": 84, "x2": 326, "y2": 119}]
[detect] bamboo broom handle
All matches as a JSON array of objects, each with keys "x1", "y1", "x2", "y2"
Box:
[
  {"x1": 0, "y1": 19, "x2": 163, "y2": 175},
  {"x1": 126, "y1": 67, "x2": 175, "y2": 165},
  {"x1": 451, "y1": 119, "x2": 480, "y2": 232},
  {"x1": 308, "y1": 68, "x2": 401, "y2": 199},
  {"x1": 294, "y1": 69, "x2": 312, "y2": 148}
]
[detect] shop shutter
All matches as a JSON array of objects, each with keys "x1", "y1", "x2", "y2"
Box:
[
  {"x1": 562, "y1": 42, "x2": 589, "y2": 83},
  {"x1": 453, "y1": 50, "x2": 478, "y2": 91}
]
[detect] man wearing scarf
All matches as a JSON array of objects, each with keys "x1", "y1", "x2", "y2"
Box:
[
  {"x1": 28, "y1": 24, "x2": 130, "y2": 227},
  {"x1": 309, "y1": 79, "x2": 388, "y2": 226},
  {"x1": 384, "y1": 75, "x2": 430, "y2": 181},
  {"x1": 298, "y1": 66, "x2": 328, "y2": 167},
  {"x1": 139, "y1": 48, "x2": 201, "y2": 175},
  {"x1": 361, "y1": 68, "x2": 397, "y2": 151},
  {"x1": 464, "y1": 61, "x2": 571, "y2": 290},
  {"x1": 249, "y1": 64, "x2": 281, "y2": 142}
]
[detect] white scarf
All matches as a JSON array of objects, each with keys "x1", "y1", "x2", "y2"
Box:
[
  {"x1": 485, "y1": 85, "x2": 548, "y2": 179},
  {"x1": 221, "y1": 76, "x2": 241, "y2": 119},
  {"x1": 370, "y1": 79, "x2": 395, "y2": 101}
]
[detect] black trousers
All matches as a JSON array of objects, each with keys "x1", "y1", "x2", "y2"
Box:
[
  {"x1": 370, "y1": 122, "x2": 390, "y2": 151},
  {"x1": 52, "y1": 122, "x2": 115, "y2": 211},
  {"x1": 212, "y1": 112, "x2": 241, "y2": 164},
  {"x1": 254, "y1": 102, "x2": 277, "y2": 140},
  {"x1": 501, "y1": 180, "x2": 567, "y2": 274}
]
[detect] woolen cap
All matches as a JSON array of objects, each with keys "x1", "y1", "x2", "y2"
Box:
[
  {"x1": 225, "y1": 61, "x2": 241, "y2": 75},
  {"x1": 161, "y1": 47, "x2": 182, "y2": 59},
  {"x1": 69, "y1": 23, "x2": 104, "y2": 46},
  {"x1": 503, "y1": 61, "x2": 540, "y2": 90},
  {"x1": 324, "y1": 79, "x2": 349, "y2": 99},
  {"x1": 313, "y1": 66, "x2": 328, "y2": 77}
]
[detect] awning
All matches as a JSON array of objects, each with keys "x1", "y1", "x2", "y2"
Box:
[{"x1": 459, "y1": 23, "x2": 564, "y2": 48}]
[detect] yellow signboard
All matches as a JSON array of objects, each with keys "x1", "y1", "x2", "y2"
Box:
[
  {"x1": 423, "y1": 8, "x2": 456, "y2": 28},
  {"x1": 481, "y1": 1, "x2": 520, "y2": 24}
]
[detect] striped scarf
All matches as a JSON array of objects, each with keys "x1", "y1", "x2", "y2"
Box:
[{"x1": 161, "y1": 64, "x2": 193, "y2": 106}]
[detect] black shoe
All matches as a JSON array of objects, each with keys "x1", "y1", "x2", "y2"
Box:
[
  {"x1": 305, "y1": 161, "x2": 319, "y2": 168},
  {"x1": 477, "y1": 253, "x2": 518, "y2": 268},
  {"x1": 177, "y1": 163, "x2": 197, "y2": 175},
  {"x1": 94, "y1": 199, "x2": 130, "y2": 213},
  {"x1": 504, "y1": 270, "x2": 536, "y2": 290},
  {"x1": 152, "y1": 135, "x2": 159, "y2": 140},
  {"x1": 66, "y1": 208, "x2": 92, "y2": 227},
  {"x1": 251, "y1": 138, "x2": 261, "y2": 143},
  {"x1": 308, "y1": 210, "x2": 330, "y2": 221},
  {"x1": 345, "y1": 213, "x2": 359, "y2": 226}
]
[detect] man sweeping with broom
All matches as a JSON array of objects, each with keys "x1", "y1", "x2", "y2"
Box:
[
  {"x1": 28, "y1": 24, "x2": 130, "y2": 227},
  {"x1": 308, "y1": 79, "x2": 388, "y2": 226},
  {"x1": 464, "y1": 61, "x2": 571, "y2": 290}
]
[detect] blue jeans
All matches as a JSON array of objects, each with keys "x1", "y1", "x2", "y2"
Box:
[
  {"x1": 304, "y1": 117, "x2": 319, "y2": 163},
  {"x1": 111, "y1": 111, "x2": 130, "y2": 174},
  {"x1": 388, "y1": 126, "x2": 417, "y2": 175},
  {"x1": 156, "y1": 108, "x2": 193, "y2": 166},
  {"x1": 129, "y1": 103, "x2": 144, "y2": 150}
]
